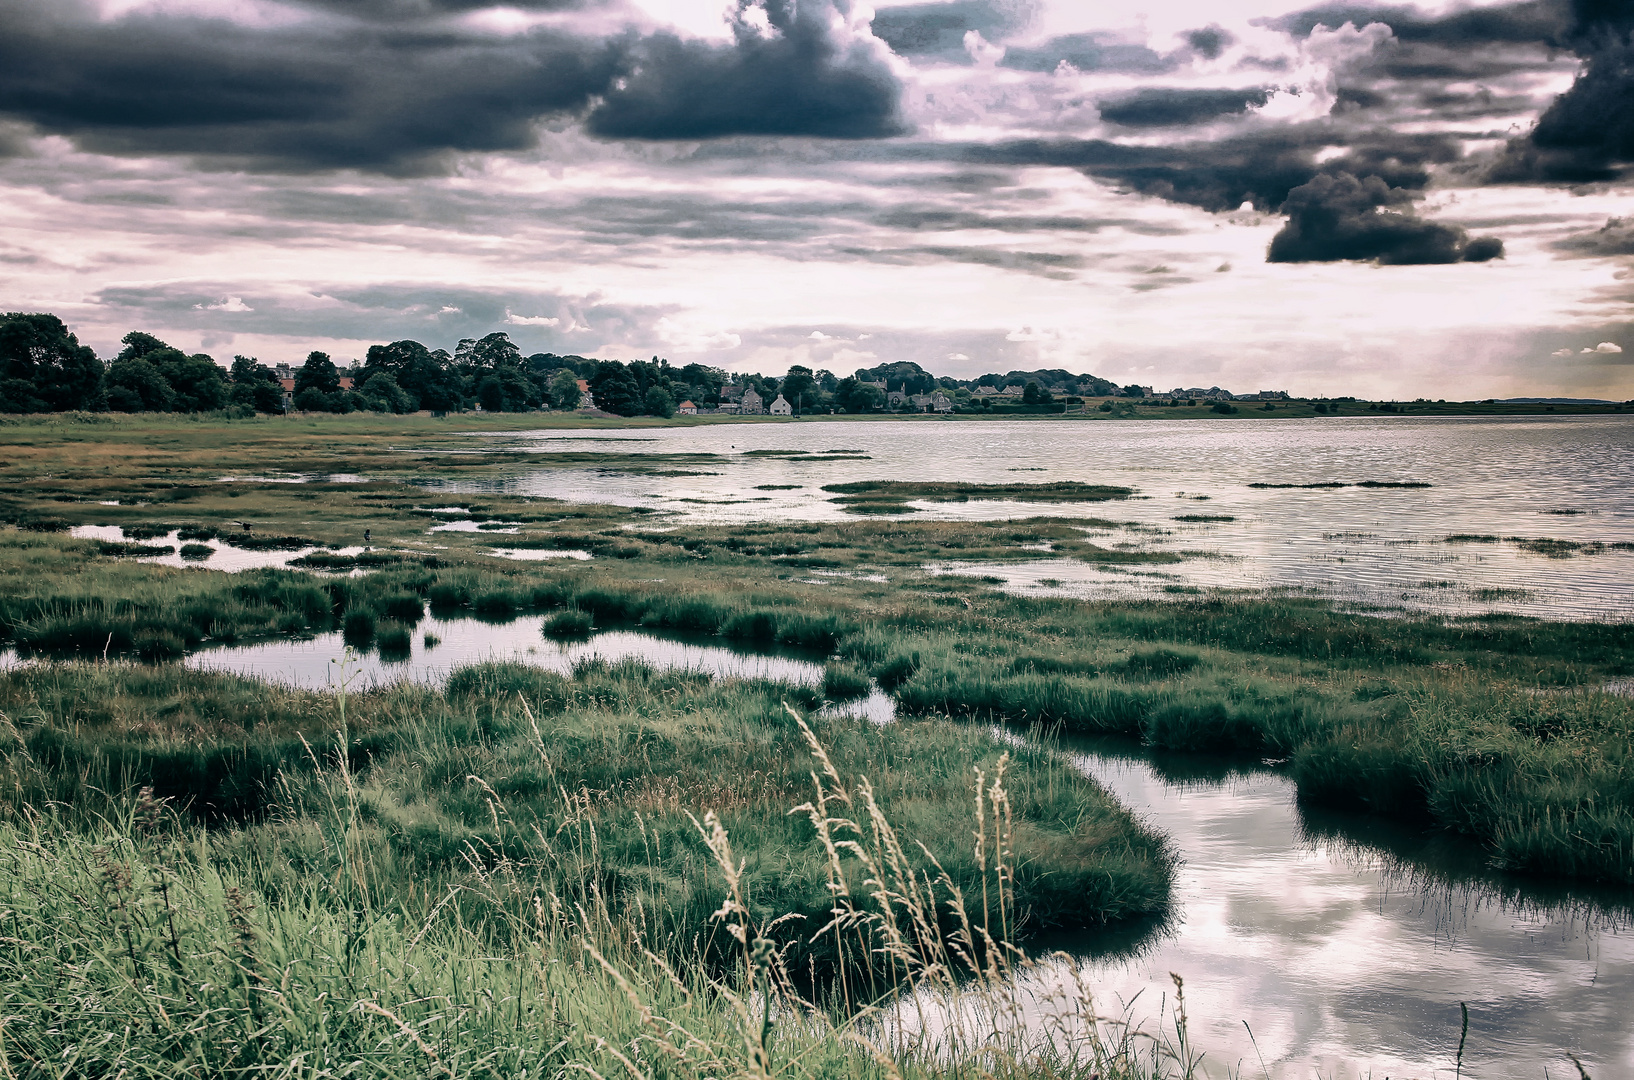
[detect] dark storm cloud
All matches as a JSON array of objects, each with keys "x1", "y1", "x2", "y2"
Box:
[
  {"x1": 1184, "y1": 26, "x2": 1236, "y2": 59},
  {"x1": 1000, "y1": 32, "x2": 1176, "y2": 74},
  {"x1": 1554, "y1": 217, "x2": 1634, "y2": 256},
  {"x1": 1097, "y1": 87, "x2": 1273, "y2": 128},
  {"x1": 0, "y1": 0, "x2": 624, "y2": 172},
  {"x1": 1266, "y1": 172, "x2": 1504, "y2": 263},
  {"x1": 584, "y1": 0, "x2": 904, "y2": 140},
  {"x1": 1268, "y1": 1, "x2": 1571, "y2": 45},
  {"x1": 91, "y1": 281, "x2": 666, "y2": 353},
  {"x1": 870, "y1": 0, "x2": 1038, "y2": 60},
  {"x1": 962, "y1": 129, "x2": 1462, "y2": 212},
  {"x1": 0, "y1": 0, "x2": 910, "y2": 170}
]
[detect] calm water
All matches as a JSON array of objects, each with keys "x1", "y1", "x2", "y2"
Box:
[
  {"x1": 419, "y1": 415, "x2": 1634, "y2": 620},
  {"x1": 1027, "y1": 742, "x2": 1634, "y2": 1080}
]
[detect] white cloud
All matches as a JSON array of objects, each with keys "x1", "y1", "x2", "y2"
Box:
[
  {"x1": 948, "y1": 352, "x2": 970, "y2": 360},
  {"x1": 1552, "y1": 348, "x2": 1574, "y2": 357},
  {"x1": 1584, "y1": 341, "x2": 1624, "y2": 354},
  {"x1": 656, "y1": 317, "x2": 741, "y2": 353},
  {"x1": 809, "y1": 330, "x2": 831, "y2": 341},
  {"x1": 196, "y1": 295, "x2": 251, "y2": 312},
  {"x1": 504, "y1": 310, "x2": 561, "y2": 327}
]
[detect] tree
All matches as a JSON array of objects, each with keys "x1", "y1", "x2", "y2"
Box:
[
  {"x1": 834, "y1": 377, "x2": 883, "y2": 414},
  {"x1": 1022, "y1": 381, "x2": 1053, "y2": 405},
  {"x1": 106, "y1": 359, "x2": 177, "y2": 412},
  {"x1": 359, "y1": 372, "x2": 413, "y2": 414},
  {"x1": 643, "y1": 385, "x2": 676, "y2": 418},
  {"x1": 115, "y1": 332, "x2": 172, "y2": 363},
  {"x1": 0, "y1": 312, "x2": 104, "y2": 412},
  {"x1": 588, "y1": 361, "x2": 643, "y2": 417},
  {"x1": 229, "y1": 355, "x2": 285, "y2": 414},
  {"x1": 1120, "y1": 384, "x2": 1146, "y2": 398},
  {"x1": 781, "y1": 365, "x2": 817, "y2": 414},
  {"x1": 295, "y1": 352, "x2": 341, "y2": 396},
  {"x1": 549, "y1": 369, "x2": 582, "y2": 410}
]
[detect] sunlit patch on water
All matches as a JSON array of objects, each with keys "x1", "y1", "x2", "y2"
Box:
[
  {"x1": 68, "y1": 525, "x2": 361, "y2": 573},
  {"x1": 485, "y1": 548, "x2": 592, "y2": 560}
]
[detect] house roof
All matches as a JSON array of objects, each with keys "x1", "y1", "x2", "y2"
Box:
[{"x1": 678, "y1": 400, "x2": 695, "y2": 408}]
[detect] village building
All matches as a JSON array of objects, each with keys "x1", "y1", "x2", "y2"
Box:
[
  {"x1": 740, "y1": 388, "x2": 764, "y2": 414},
  {"x1": 1001, "y1": 385, "x2": 1024, "y2": 396},
  {"x1": 886, "y1": 390, "x2": 907, "y2": 408},
  {"x1": 677, "y1": 400, "x2": 697, "y2": 415},
  {"x1": 930, "y1": 391, "x2": 953, "y2": 412},
  {"x1": 714, "y1": 401, "x2": 742, "y2": 414},
  {"x1": 908, "y1": 393, "x2": 932, "y2": 411},
  {"x1": 769, "y1": 394, "x2": 792, "y2": 416},
  {"x1": 278, "y1": 374, "x2": 353, "y2": 411},
  {"x1": 576, "y1": 379, "x2": 596, "y2": 410},
  {"x1": 720, "y1": 384, "x2": 744, "y2": 402}
]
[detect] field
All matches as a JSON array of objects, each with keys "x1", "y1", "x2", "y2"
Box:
[{"x1": 1, "y1": 411, "x2": 1631, "y2": 1078}]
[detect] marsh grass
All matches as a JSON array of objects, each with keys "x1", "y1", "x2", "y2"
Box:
[{"x1": 0, "y1": 706, "x2": 1193, "y2": 1080}]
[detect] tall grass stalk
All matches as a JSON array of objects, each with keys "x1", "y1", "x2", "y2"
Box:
[{"x1": 0, "y1": 702, "x2": 1193, "y2": 1080}]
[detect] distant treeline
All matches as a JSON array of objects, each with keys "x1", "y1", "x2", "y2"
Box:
[{"x1": 0, "y1": 311, "x2": 1135, "y2": 417}]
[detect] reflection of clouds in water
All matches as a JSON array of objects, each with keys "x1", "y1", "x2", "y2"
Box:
[{"x1": 892, "y1": 745, "x2": 1633, "y2": 1079}]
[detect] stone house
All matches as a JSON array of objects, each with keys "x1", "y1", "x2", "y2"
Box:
[
  {"x1": 930, "y1": 391, "x2": 953, "y2": 412},
  {"x1": 740, "y1": 388, "x2": 764, "y2": 414},
  {"x1": 886, "y1": 390, "x2": 907, "y2": 408}
]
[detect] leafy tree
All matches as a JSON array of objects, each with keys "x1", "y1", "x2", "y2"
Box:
[
  {"x1": 363, "y1": 339, "x2": 462, "y2": 412},
  {"x1": 643, "y1": 385, "x2": 676, "y2": 418},
  {"x1": 1120, "y1": 383, "x2": 1146, "y2": 398},
  {"x1": 229, "y1": 355, "x2": 286, "y2": 414},
  {"x1": 781, "y1": 365, "x2": 817, "y2": 414},
  {"x1": 135, "y1": 349, "x2": 227, "y2": 412},
  {"x1": 295, "y1": 352, "x2": 341, "y2": 396},
  {"x1": 359, "y1": 372, "x2": 413, "y2": 414},
  {"x1": 833, "y1": 377, "x2": 883, "y2": 414},
  {"x1": 1022, "y1": 381, "x2": 1053, "y2": 405},
  {"x1": 294, "y1": 387, "x2": 333, "y2": 412},
  {"x1": 549, "y1": 369, "x2": 582, "y2": 409},
  {"x1": 116, "y1": 332, "x2": 172, "y2": 363},
  {"x1": 455, "y1": 332, "x2": 523, "y2": 372},
  {"x1": 106, "y1": 359, "x2": 177, "y2": 412},
  {"x1": 588, "y1": 361, "x2": 643, "y2": 417},
  {"x1": 0, "y1": 312, "x2": 104, "y2": 413}
]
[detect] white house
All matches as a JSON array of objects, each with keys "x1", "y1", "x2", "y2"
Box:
[
  {"x1": 677, "y1": 400, "x2": 697, "y2": 415},
  {"x1": 930, "y1": 392, "x2": 953, "y2": 413},
  {"x1": 769, "y1": 394, "x2": 792, "y2": 416}
]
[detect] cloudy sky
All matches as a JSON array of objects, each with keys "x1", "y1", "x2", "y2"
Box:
[{"x1": 1, "y1": 0, "x2": 1631, "y2": 398}]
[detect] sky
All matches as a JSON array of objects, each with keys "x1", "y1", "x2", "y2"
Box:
[{"x1": 1, "y1": 0, "x2": 1631, "y2": 398}]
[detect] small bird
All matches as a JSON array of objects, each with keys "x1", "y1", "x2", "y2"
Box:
[{"x1": 234, "y1": 521, "x2": 253, "y2": 532}]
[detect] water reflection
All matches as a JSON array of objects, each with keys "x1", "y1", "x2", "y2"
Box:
[
  {"x1": 186, "y1": 617, "x2": 827, "y2": 690},
  {"x1": 984, "y1": 737, "x2": 1634, "y2": 1079},
  {"x1": 67, "y1": 525, "x2": 355, "y2": 573}
]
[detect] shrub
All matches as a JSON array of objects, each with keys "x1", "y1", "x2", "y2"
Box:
[
  {"x1": 377, "y1": 624, "x2": 413, "y2": 660},
  {"x1": 179, "y1": 543, "x2": 213, "y2": 560},
  {"x1": 543, "y1": 609, "x2": 593, "y2": 637},
  {"x1": 342, "y1": 609, "x2": 376, "y2": 645},
  {"x1": 822, "y1": 663, "x2": 871, "y2": 700},
  {"x1": 380, "y1": 593, "x2": 425, "y2": 622}
]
